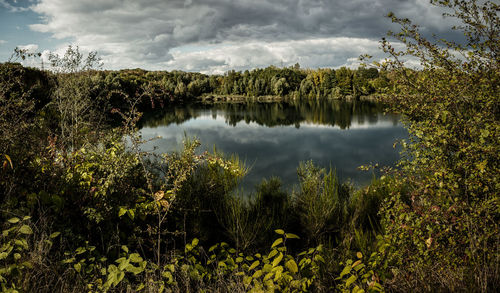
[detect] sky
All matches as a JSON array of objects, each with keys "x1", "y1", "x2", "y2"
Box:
[{"x1": 0, "y1": 0, "x2": 460, "y2": 74}]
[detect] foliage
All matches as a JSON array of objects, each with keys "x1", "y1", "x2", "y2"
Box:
[
  {"x1": 1, "y1": 0, "x2": 498, "y2": 291},
  {"x1": 0, "y1": 216, "x2": 34, "y2": 292},
  {"x1": 294, "y1": 161, "x2": 351, "y2": 245},
  {"x1": 373, "y1": 0, "x2": 500, "y2": 291},
  {"x1": 167, "y1": 231, "x2": 324, "y2": 292},
  {"x1": 336, "y1": 251, "x2": 383, "y2": 293}
]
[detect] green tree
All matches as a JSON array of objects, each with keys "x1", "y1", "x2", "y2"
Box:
[
  {"x1": 376, "y1": 0, "x2": 499, "y2": 291},
  {"x1": 335, "y1": 67, "x2": 353, "y2": 97}
]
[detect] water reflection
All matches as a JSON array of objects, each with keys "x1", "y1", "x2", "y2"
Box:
[{"x1": 139, "y1": 100, "x2": 407, "y2": 191}]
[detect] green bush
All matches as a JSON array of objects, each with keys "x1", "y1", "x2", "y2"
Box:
[{"x1": 373, "y1": 0, "x2": 500, "y2": 291}]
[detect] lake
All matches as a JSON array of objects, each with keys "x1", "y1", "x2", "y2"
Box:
[{"x1": 139, "y1": 99, "x2": 407, "y2": 192}]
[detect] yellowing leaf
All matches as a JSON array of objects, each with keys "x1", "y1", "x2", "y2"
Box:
[
  {"x1": 426, "y1": 237, "x2": 433, "y2": 248},
  {"x1": 153, "y1": 190, "x2": 164, "y2": 201},
  {"x1": 4, "y1": 154, "x2": 12, "y2": 169}
]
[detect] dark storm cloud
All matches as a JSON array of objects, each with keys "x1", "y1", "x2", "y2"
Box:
[{"x1": 29, "y1": 0, "x2": 460, "y2": 71}]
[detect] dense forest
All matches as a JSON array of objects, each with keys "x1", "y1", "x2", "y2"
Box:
[
  {"x1": 0, "y1": 0, "x2": 499, "y2": 292},
  {"x1": 95, "y1": 63, "x2": 387, "y2": 102}
]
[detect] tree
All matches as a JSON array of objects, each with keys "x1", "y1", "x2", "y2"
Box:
[
  {"x1": 48, "y1": 46, "x2": 105, "y2": 150},
  {"x1": 335, "y1": 67, "x2": 353, "y2": 97},
  {"x1": 375, "y1": 0, "x2": 499, "y2": 291}
]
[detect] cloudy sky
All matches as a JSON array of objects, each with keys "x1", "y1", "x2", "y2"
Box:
[{"x1": 1, "y1": 0, "x2": 459, "y2": 74}]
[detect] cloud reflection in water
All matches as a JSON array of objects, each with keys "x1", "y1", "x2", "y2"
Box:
[{"x1": 140, "y1": 100, "x2": 407, "y2": 192}]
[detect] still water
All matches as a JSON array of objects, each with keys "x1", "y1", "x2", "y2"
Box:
[{"x1": 139, "y1": 100, "x2": 407, "y2": 192}]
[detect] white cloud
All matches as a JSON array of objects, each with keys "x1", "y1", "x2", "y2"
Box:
[
  {"x1": 28, "y1": 0, "x2": 458, "y2": 72},
  {"x1": 0, "y1": 40, "x2": 7, "y2": 45},
  {"x1": 163, "y1": 37, "x2": 388, "y2": 74}
]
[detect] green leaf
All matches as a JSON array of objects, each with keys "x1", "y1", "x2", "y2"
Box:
[
  {"x1": 285, "y1": 259, "x2": 298, "y2": 274},
  {"x1": 19, "y1": 225, "x2": 33, "y2": 235},
  {"x1": 166, "y1": 264, "x2": 175, "y2": 272},
  {"x1": 136, "y1": 283, "x2": 145, "y2": 291},
  {"x1": 271, "y1": 238, "x2": 283, "y2": 248},
  {"x1": 75, "y1": 247, "x2": 86, "y2": 255},
  {"x1": 162, "y1": 271, "x2": 173, "y2": 283},
  {"x1": 191, "y1": 238, "x2": 199, "y2": 247},
  {"x1": 285, "y1": 233, "x2": 300, "y2": 239},
  {"x1": 74, "y1": 263, "x2": 82, "y2": 273},
  {"x1": 249, "y1": 260, "x2": 260, "y2": 270},
  {"x1": 50, "y1": 232, "x2": 61, "y2": 238},
  {"x1": 62, "y1": 257, "x2": 75, "y2": 264},
  {"x1": 275, "y1": 229, "x2": 285, "y2": 235},
  {"x1": 127, "y1": 209, "x2": 135, "y2": 220},
  {"x1": 243, "y1": 276, "x2": 252, "y2": 287},
  {"x1": 252, "y1": 270, "x2": 263, "y2": 279},
  {"x1": 118, "y1": 258, "x2": 130, "y2": 271},
  {"x1": 7, "y1": 217, "x2": 20, "y2": 224},
  {"x1": 127, "y1": 265, "x2": 144, "y2": 275},
  {"x1": 272, "y1": 252, "x2": 283, "y2": 267},
  {"x1": 121, "y1": 245, "x2": 129, "y2": 253},
  {"x1": 264, "y1": 272, "x2": 274, "y2": 281},
  {"x1": 129, "y1": 253, "x2": 143, "y2": 263},
  {"x1": 114, "y1": 271, "x2": 125, "y2": 286},
  {"x1": 118, "y1": 207, "x2": 127, "y2": 217},
  {"x1": 345, "y1": 275, "x2": 357, "y2": 287},
  {"x1": 339, "y1": 264, "x2": 351, "y2": 278},
  {"x1": 268, "y1": 249, "x2": 278, "y2": 259},
  {"x1": 314, "y1": 254, "x2": 325, "y2": 263}
]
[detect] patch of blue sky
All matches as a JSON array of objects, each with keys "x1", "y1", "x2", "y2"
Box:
[{"x1": 0, "y1": 2, "x2": 63, "y2": 62}]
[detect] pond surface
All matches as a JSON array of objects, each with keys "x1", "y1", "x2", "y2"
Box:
[{"x1": 139, "y1": 99, "x2": 407, "y2": 192}]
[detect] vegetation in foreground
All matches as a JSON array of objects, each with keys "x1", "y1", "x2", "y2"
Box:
[{"x1": 1, "y1": 0, "x2": 499, "y2": 292}]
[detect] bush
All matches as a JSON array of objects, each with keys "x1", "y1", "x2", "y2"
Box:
[{"x1": 374, "y1": 0, "x2": 500, "y2": 291}]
